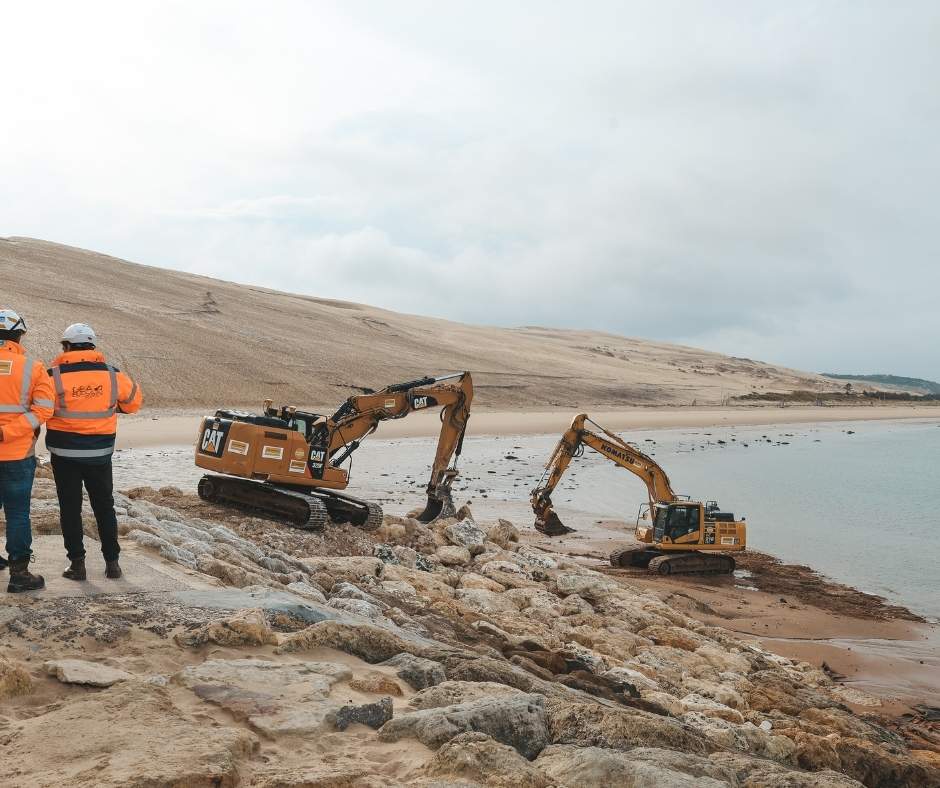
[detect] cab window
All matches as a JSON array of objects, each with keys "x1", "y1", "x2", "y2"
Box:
[{"x1": 667, "y1": 506, "x2": 699, "y2": 539}]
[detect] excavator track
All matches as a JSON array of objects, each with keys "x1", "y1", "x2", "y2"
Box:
[
  {"x1": 197, "y1": 475, "x2": 384, "y2": 531},
  {"x1": 609, "y1": 546, "x2": 658, "y2": 568},
  {"x1": 647, "y1": 552, "x2": 736, "y2": 576}
]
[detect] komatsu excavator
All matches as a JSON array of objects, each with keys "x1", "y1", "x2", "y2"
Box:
[
  {"x1": 530, "y1": 414, "x2": 746, "y2": 575},
  {"x1": 194, "y1": 372, "x2": 472, "y2": 530}
]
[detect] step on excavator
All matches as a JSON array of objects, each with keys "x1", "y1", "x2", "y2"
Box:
[
  {"x1": 530, "y1": 414, "x2": 746, "y2": 575},
  {"x1": 194, "y1": 372, "x2": 473, "y2": 531}
]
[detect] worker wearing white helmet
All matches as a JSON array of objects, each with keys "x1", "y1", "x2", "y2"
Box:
[
  {"x1": 0, "y1": 308, "x2": 53, "y2": 592},
  {"x1": 46, "y1": 322, "x2": 143, "y2": 581}
]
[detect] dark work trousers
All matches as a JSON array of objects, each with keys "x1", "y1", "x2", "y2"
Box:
[{"x1": 50, "y1": 455, "x2": 120, "y2": 562}]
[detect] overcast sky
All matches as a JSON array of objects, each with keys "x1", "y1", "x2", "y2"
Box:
[{"x1": 3, "y1": 2, "x2": 938, "y2": 379}]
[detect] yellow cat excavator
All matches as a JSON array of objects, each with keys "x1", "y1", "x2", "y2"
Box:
[
  {"x1": 195, "y1": 372, "x2": 472, "y2": 530},
  {"x1": 531, "y1": 413, "x2": 746, "y2": 574}
]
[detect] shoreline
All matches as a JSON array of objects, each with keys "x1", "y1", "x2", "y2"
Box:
[{"x1": 105, "y1": 404, "x2": 940, "y2": 449}]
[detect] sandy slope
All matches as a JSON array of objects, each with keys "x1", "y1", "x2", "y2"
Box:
[{"x1": 4, "y1": 236, "x2": 843, "y2": 409}]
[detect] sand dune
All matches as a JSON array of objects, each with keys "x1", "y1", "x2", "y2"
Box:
[{"x1": 6, "y1": 237, "x2": 842, "y2": 409}]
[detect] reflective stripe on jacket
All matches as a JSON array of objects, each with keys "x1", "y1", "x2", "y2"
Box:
[
  {"x1": 0, "y1": 340, "x2": 54, "y2": 461},
  {"x1": 45, "y1": 349, "x2": 143, "y2": 461}
]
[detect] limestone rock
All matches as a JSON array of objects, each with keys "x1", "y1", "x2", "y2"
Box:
[
  {"x1": 455, "y1": 588, "x2": 519, "y2": 614},
  {"x1": 329, "y1": 597, "x2": 385, "y2": 620},
  {"x1": 409, "y1": 681, "x2": 525, "y2": 710},
  {"x1": 485, "y1": 519, "x2": 520, "y2": 550},
  {"x1": 545, "y1": 697, "x2": 714, "y2": 756},
  {"x1": 379, "y1": 693, "x2": 550, "y2": 760},
  {"x1": 44, "y1": 659, "x2": 133, "y2": 688},
  {"x1": 554, "y1": 572, "x2": 619, "y2": 601},
  {"x1": 640, "y1": 624, "x2": 710, "y2": 652},
  {"x1": 536, "y1": 744, "x2": 728, "y2": 787},
  {"x1": 0, "y1": 682, "x2": 254, "y2": 786},
  {"x1": 444, "y1": 519, "x2": 487, "y2": 555},
  {"x1": 382, "y1": 653, "x2": 446, "y2": 690},
  {"x1": 0, "y1": 656, "x2": 32, "y2": 698},
  {"x1": 436, "y1": 545, "x2": 472, "y2": 567},
  {"x1": 458, "y1": 572, "x2": 506, "y2": 592},
  {"x1": 275, "y1": 619, "x2": 448, "y2": 664},
  {"x1": 349, "y1": 672, "x2": 404, "y2": 697},
  {"x1": 328, "y1": 697, "x2": 394, "y2": 730},
  {"x1": 176, "y1": 658, "x2": 352, "y2": 735},
  {"x1": 424, "y1": 732, "x2": 552, "y2": 787}
]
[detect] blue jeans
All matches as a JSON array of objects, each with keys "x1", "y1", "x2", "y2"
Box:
[{"x1": 0, "y1": 456, "x2": 37, "y2": 562}]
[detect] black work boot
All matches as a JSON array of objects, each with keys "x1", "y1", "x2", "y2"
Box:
[
  {"x1": 0, "y1": 555, "x2": 8, "y2": 572},
  {"x1": 105, "y1": 560, "x2": 122, "y2": 579},
  {"x1": 63, "y1": 559, "x2": 87, "y2": 581},
  {"x1": 7, "y1": 557, "x2": 45, "y2": 593}
]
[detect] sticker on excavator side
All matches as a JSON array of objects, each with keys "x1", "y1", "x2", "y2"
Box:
[
  {"x1": 227, "y1": 440, "x2": 249, "y2": 456},
  {"x1": 199, "y1": 421, "x2": 231, "y2": 457},
  {"x1": 308, "y1": 448, "x2": 326, "y2": 478},
  {"x1": 261, "y1": 446, "x2": 284, "y2": 461},
  {"x1": 410, "y1": 394, "x2": 438, "y2": 410},
  {"x1": 294, "y1": 449, "x2": 305, "y2": 459},
  {"x1": 384, "y1": 398, "x2": 396, "y2": 409},
  {"x1": 720, "y1": 536, "x2": 738, "y2": 545},
  {"x1": 0, "y1": 360, "x2": 12, "y2": 376},
  {"x1": 704, "y1": 524, "x2": 716, "y2": 545},
  {"x1": 289, "y1": 459, "x2": 306, "y2": 473}
]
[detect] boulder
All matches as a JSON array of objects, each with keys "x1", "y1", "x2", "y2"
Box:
[
  {"x1": 0, "y1": 656, "x2": 32, "y2": 698},
  {"x1": 444, "y1": 519, "x2": 487, "y2": 555},
  {"x1": 436, "y1": 545, "x2": 473, "y2": 567},
  {"x1": 458, "y1": 573, "x2": 506, "y2": 593},
  {"x1": 639, "y1": 625, "x2": 710, "y2": 652},
  {"x1": 554, "y1": 572, "x2": 619, "y2": 601},
  {"x1": 275, "y1": 619, "x2": 450, "y2": 664},
  {"x1": 349, "y1": 672, "x2": 404, "y2": 697},
  {"x1": 329, "y1": 597, "x2": 385, "y2": 621},
  {"x1": 285, "y1": 581, "x2": 327, "y2": 603},
  {"x1": 44, "y1": 659, "x2": 133, "y2": 688},
  {"x1": 545, "y1": 697, "x2": 714, "y2": 756},
  {"x1": 327, "y1": 697, "x2": 394, "y2": 730},
  {"x1": 379, "y1": 693, "x2": 550, "y2": 760},
  {"x1": 486, "y1": 519, "x2": 520, "y2": 550},
  {"x1": 382, "y1": 653, "x2": 446, "y2": 690},
  {"x1": 176, "y1": 608, "x2": 277, "y2": 648},
  {"x1": 535, "y1": 744, "x2": 728, "y2": 787},
  {"x1": 0, "y1": 682, "x2": 254, "y2": 786},
  {"x1": 409, "y1": 681, "x2": 525, "y2": 710},
  {"x1": 424, "y1": 732, "x2": 551, "y2": 787},
  {"x1": 455, "y1": 588, "x2": 520, "y2": 614}
]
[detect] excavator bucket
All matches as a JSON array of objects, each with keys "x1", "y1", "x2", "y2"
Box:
[
  {"x1": 416, "y1": 488, "x2": 457, "y2": 524},
  {"x1": 534, "y1": 511, "x2": 576, "y2": 536}
]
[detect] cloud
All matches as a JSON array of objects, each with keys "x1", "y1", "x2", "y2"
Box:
[{"x1": 2, "y1": 0, "x2": 938, "y2": 378}]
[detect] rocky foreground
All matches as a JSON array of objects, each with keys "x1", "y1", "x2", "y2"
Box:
[{"x1": 2, "y1": 474, "x2": 939, "y2": 787}]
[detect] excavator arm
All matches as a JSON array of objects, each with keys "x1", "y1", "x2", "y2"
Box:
[
  {"x1": 531, "y1": 413, "x2": 676, "y2": 535},
  {"x1": 325, "y1": 372, "x2": 473, "y2": 521}
]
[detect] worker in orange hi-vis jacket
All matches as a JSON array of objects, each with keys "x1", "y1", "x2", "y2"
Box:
[
  {"x1": 0, "y1": 309, "x2": 54, "y2": 593},
  {"x1": 45, "y1": 323, "x2": 142, "y2": 581}
]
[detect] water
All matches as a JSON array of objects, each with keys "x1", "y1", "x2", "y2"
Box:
[{"x1": 110, "y1": 418, "x2": 940, "y2": 620}]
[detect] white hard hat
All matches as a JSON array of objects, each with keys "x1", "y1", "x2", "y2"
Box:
[
  {"x1": 0, "y1": 309, "x2": 27, "y2": 333},
  {"x1": 62, "y1": 323, "x2": 97, "y2": 344}
]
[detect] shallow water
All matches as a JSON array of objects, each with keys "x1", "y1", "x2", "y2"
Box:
[{"x1": 110, "y1": 417, "x2": 940, "y2": 620}]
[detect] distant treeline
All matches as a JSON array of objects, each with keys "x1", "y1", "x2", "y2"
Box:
[
  {"x1": 735, "y1": 390, "x2": 940, "y2": 403},
  {"x1": 822, "y1": 373, "x2": 940, "y2": 394}
]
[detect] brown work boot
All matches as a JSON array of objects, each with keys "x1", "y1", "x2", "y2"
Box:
[
  {"x1": 7, "y1": 557, "x2": 45, "y2": 593},
  {"x1": 63, "y1": 559, "x2": 87, "y2": 581},
  {"x1": 105, "y1": 560, "x2": 122, "y2": 579}
]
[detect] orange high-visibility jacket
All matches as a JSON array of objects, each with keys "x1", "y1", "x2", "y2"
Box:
[
  {"x1": 0, "y1": 340, "x2": 54, "y2": 461},
  {"x1": 45, "y1": 349, "x2": 143, "y2": 462}
]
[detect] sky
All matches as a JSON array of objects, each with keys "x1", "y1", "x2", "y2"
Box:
[{"x1": 2, "y1": 1, "x2": 938, "y2": 379}]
